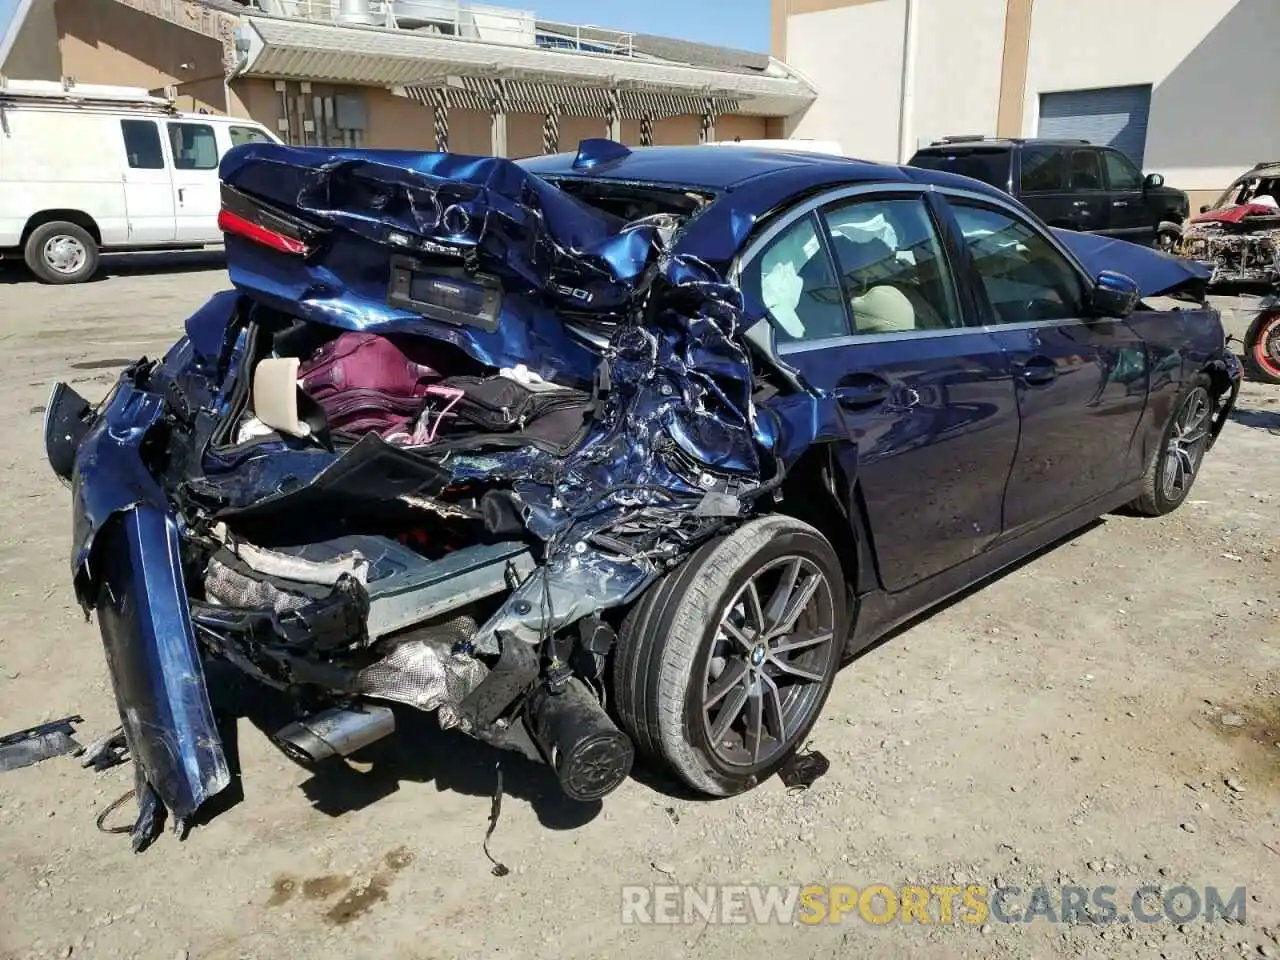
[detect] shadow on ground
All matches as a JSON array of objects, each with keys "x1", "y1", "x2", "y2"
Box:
[
  {"x1": 0, "y1": 250, "x2": 225, "y2": 284},
  {"x1": 202, "y1": 663, "x2": 604, "y2": 834},
  {"x1": 1230, "y1": 407, "x2": 1280, "y2": 432}
]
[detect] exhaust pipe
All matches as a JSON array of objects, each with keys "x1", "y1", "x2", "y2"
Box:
[
  {"x1": 273, "y1": 705, "x2": 396, "y2": 764},
  {"x1": 526, "y1": 678, "x2": 634, "y2": 802}
]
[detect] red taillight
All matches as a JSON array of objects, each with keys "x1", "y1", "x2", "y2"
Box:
[{"x1": 217, "y1": 208, "x2": 309, "y2": 256}]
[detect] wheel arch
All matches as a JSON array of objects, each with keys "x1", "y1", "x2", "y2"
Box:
[
  {"x1": 22, "y1": 210, "x2": 102, "y2": 246},
  {"x1": 774, "y1": 443, "x2": 880, "y2": 600}
]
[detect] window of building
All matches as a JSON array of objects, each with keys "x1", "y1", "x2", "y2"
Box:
[{"x1": 119, "y1": 119, "x2": 165, "y2": 170}]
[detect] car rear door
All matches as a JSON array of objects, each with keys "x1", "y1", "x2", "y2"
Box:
[
  {"x1": 117, "y1": 118, "x2": 177, "y2": 243},
  {"x1": 1099, "y1": 148, "x2": 1152, "y2": 242},
  {"x1": 737, "y1": 185, "x2": 1021, "y2": 594},
  {"x1": 164, "y1": 119, "x2": 222, "y2": 243},
  {"x1": 935, "y1": 191, "x2": 1149, "y2": 537}
]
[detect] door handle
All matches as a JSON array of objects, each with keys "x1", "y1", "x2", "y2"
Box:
[
  {"x1": 1018, "y1": 356, "x2": 1058, "y2": 386},
  {"x1": 178, "y1": 187, "x2": 185, "y2": 204},
  {"x1": 1112, "y1": 200, "x2": 1129, "y2": 207},
  {"x1": 834, "y1": 372, "x2": 892, "y2": 410}
]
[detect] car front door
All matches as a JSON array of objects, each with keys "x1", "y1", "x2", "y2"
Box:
[
  {"x1": 165, "y1": 120, "x2": 222, "y2": 243},
  {"x1": 1100, "y1": 148, "x2": 1151, "y2": 242},
  {"x1": 737, "y1": 186, "x2": 1021, "y2": 594},
  {"x1": 938, "y1": 194, "x2": 1150, "y2": 537},
  {"x1": 1066, "y1": 147, "x2": 1110, "y2": 235},
  {"x1": 117, "y1": 119, "x2": 176, "y2": 243}
]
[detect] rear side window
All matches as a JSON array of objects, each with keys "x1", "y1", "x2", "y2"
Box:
[
  {"x1": 167, "y1": 122, "x2": 219, "y2": 170},
  {"x1": 910, "y1": 149, "x2": 1011, "y2": 190},
  {"x1": 1019, "y1": 146, "x2": 1066, "y2": 192},
  {"x1": 229, "y1": 125, "x2": 273, "y2": 147},
  {"x1": 739, "y1": 213, "x2": 848, "y2": 343},
  {"x1": 1069, "y1": 149, "x2": 1104, "y2": 190},
  {"x1": 120, "y1": 119, "x2": 165, "y2": 170}
]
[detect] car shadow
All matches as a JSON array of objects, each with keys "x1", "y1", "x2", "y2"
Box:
[
  {"x1": 0, "y1": 249, "x2": 225, "y2": 284},
  {"x1": 200, "y1": 662, "x2": 602, "y2": 833},
  {"x1": 848, "y1": 517, "x2": 1108, "y2": 662},
  {"x1": 1230, "y1": 407, "x2": 1280, "y2": 431}
]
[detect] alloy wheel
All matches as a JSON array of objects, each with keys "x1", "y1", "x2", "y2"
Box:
[
  {"x1": 43, "y1": 235, "x2": 88, "y2": 275},
  {"x1": 1161, "y1": 386, "x2": 1211, "y2": 502},
  {"x1": 700, "y1": 555, "x2": 837, "y2": 767},
  {"x1": 1253, "y1": 313, "x2": 1280, "y2": 379}
]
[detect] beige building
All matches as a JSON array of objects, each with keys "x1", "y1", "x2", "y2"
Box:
[
  {"x1": 773, "y1": 0, "x2": 1280, "y2": 209},
  {"x1": 1, "y1": 0, "x2": 815, "y2": 157}
]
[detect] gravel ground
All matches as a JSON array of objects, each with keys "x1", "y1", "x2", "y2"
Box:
[{"x1": 0, "y1": 256, "x2": 1277, "y2": 960}]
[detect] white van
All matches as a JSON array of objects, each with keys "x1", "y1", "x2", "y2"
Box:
[
  {"x1": 0, "y1": 79, "x2": 280, "y2": 283},
  {"x1": 710, "y1": 138, "x2": 847, "y2": 157}
]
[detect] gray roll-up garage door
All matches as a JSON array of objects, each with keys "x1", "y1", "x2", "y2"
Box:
[{"x1": 1038, "y1": 85, "x2": 1153, "y2": 167}]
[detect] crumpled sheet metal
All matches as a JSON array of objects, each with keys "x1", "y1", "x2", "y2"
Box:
[
  {"x1": 219, "y1": 144, "x2": 670, "y2": 385},
  {"x1": 355, "y1": 615, "x2": 486, "y2": 728}
]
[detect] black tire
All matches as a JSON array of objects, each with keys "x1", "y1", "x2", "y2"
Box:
[
  {"x1": 1130, "y1": 373, "x2": 1214, "y2": 517},
  {"x1": 1243, "y1": 309, "x2": 1280, "y2": 385},
  {"x1": 23, "y1": 221, "x2": 99, "y2": 284},
  {"x1": 612, "y1": 514, "x2": 847, "y2": 796}
]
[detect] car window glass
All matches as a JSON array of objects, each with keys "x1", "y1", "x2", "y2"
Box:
[
  {"x1": 740, "y1": 214, "x2": 847, "y2": 343},
  {"x1": 120, "y1": 119, "x2": 165, "y2": 170},
  {"x1": 909, "y1": 149, "x2": 1010, "y2": 190},
  {"x1": 1019, "y1": 146, "x2": 1066, "y2": 192},
  {"x1": 822, "y1": 197, "x2": 962, "y2": 334},
  {"x1": 1069, "y1": 149, "x2": 1103, "y2": 190},
  {"x1": 950, "y1": 202, "x2": 1086, "y2": 323},
  {"x1": 229, "y1": 125, "x2": 273, "y2": 147},
  {"x1": 167, "y1": 122, "x2": 219, "y2": 170},
  {"x1": 1102, "y1": 150, "x2": 1143, "y2": 190}
]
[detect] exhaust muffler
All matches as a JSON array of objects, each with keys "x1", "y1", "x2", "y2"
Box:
[
  {"x1": 526, "y1": 677, "x2": 634, "y2": 802},
  {"x1": 273, "y1": 704, "x2": 396, "y2": 764}
]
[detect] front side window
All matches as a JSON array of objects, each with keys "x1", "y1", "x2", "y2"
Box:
[
  {"x1": 120, "y1": 119, "x2": 164, "y2": 170},
  {"x1": 821, "y1": 196, "x2": 962, "y2": 334},
  {"x1": 229, "y1": 125, "x2": 273, "y2": 147},
  {"x1": 1019, "y1": 146, "x2": 1066, "y2": 193},
  {"x1": 1069, "y1": 149, "x2": 1104, "y2": 190},
  {"x1": 167, "y1": 122, "x2": 219, "y2": 170},
  {"x1": 739, "y1": 214, "x2": 847, "y2": 343},
  {"x1": 949, "y1": 201, "x2": 1086, "y2": 324},
  {"x1": 1102, "y1": 150, "x2": 1143, "y2": 191}
]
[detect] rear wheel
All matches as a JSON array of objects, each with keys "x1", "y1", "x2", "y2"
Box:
[
  {"x1": 613, "y1": 515, "x2": 847, "y2": 796},
  {"x1": 1243, "y1": 309, "x2": 1280, "y2": 385},
  {"x1": 1131, "y1": 374, "x2": 1214, "y2": 517},
  {"x1": 24, "y1": 221, "x2": 99, "y2": 284}
]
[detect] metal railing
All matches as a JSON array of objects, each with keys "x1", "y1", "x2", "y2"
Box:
[{"x1": 242, "y1": 0, "x2": 637, "y2": 56}]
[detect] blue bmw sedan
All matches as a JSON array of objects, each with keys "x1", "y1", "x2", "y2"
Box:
[{"x1": 43, "y1": 139, "x2": 1239, "y2": 844}]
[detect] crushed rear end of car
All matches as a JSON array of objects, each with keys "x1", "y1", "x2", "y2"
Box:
[{"x1": 43, "y1": 141, "x2": 805, "y2": 845}]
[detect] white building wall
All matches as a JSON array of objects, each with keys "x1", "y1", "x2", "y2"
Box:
[
  {"x1": 1023, "y1": 0, "x2": 1280, "y2": 194},
  {"x1": 909, "y1": 0, "x2": 1005, "y2": 151},
  {"x1": 785, "y1": 0, "x2": 907, "y2": 162}
]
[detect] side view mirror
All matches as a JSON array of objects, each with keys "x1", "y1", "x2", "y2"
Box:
[
  {"x1": 1092, "y1": 271, "x2": 1140, "y2": 318},
  {"x1": 1200, "y1": 204, "x2": 1211, "y2": 214},
  {"x1": 1143, "y1": 173, "x2": 1165, "y2": 189}
]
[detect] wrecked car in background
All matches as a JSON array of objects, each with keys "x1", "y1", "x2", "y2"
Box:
[
  {"x1": 44, "y1": 139, "x2": 1240, "y2": 848},
  {"x1": 1178, "y1": 161, "x2": 1280, "y2": 383}
]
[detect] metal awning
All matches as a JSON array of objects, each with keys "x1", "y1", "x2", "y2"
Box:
[
  {"x1": 238, "y1": 16, "x2": 815, "y2": 117},
  {"x1": 401, "y1": 77, "x2": 739, "y2": 120}
]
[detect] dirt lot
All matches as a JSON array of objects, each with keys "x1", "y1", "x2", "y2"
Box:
[{"x1": 0, "y1": 256, "x2": 1277, "y2": 960}]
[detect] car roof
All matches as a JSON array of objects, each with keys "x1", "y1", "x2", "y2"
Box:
[{"x1": 519, "y1": 143, "x2": 895, "y2": 191}]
